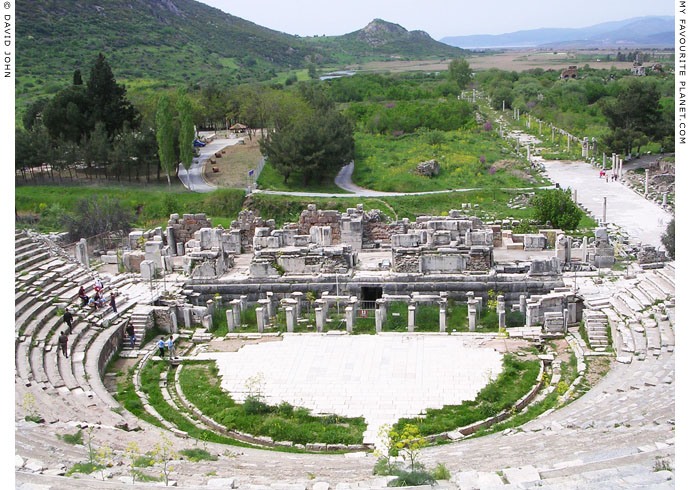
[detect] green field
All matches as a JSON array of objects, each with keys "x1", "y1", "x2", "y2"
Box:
[{"x1": 352, "y1": 130, "x2": 545, "y2": 192}]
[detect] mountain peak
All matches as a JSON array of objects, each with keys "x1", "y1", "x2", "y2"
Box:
[{"x1": 362, "y1": 19, "x2": 408, "y2": 36}]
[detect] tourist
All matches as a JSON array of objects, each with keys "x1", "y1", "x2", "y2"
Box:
[
  {"x1": 78, "y1": 286, "x2": 88, "y2": 307},
  {"x1": 110, "y1": 293, "x2": 117, "y2": 313},
  {"x1": 58, "y1": 331, "x2": 69, "y2": 358},
  {"x1": 94, "y1": 276, "x2": 103, "y2": 293},
  {"x1": 62, "y1": 308, "x2": 74, "y2": 334},
  {"x1": 126, "y1": 323, "x2": 136, "y2": 349},
  {"x1": 167, "y1": 336, "x2": 175, "y2": 360},
  {"x1": 158, "y1": 338, "x2": 166, "y2": 358}
]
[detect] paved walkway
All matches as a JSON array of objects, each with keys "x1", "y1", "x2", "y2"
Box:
[
  {"x1": 178, "y1": 137, "x2": 242, "y2": 193},
  {"x1": 542, "y1": 160, "x2": 672, "y2": 249}
]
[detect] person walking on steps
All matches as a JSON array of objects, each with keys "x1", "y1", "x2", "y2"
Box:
[
  {"x1": 110, "y1": 293, "x2": 117, "y2": 314},
  {"x1": 62, "y1": 308, "x2": 74, "y2": 334},
  {"x1": 167, "y1": 336, "x2": 176, "y2": 360},
  {"x1": 58, "y1": 331, "x2": 69, "y2": 358},
  {"x1": 158, "y1": 338, "x2": 166, "y2": 358},
  {"x1": 126, "y1": 323, "x2": 136, "y2": 349}
]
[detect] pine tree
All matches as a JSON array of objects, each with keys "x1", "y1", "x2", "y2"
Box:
[
  {"x1": 86, "y1": 53, "x2": 139, "y2": 137},
  {"x1": 73, "y1": 69, "x2": 83, "y2": 85}
]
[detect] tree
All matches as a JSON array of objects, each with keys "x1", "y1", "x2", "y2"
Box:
[
  {"x1": 42, "y1": 86, "x2": 91, "y2": 143},
  {"x1": 177, "y1": 94, "x2": 195, "y2": 171},
  {"x1": 600, "y1": 80, "x2": 662, "y2": 155},
  {"x1": 156, "y1": 94, "x2": 176, "y2": 187},
  {"x1": 73, "y1": 69, "x2": 83, "y2": 86},
  {"x1": 81, "y1": 122, "x2": 110, "y2": 179},
  {"x1": 531, "y1": 189, "x2": 583, "y2": 230},
  {"x1": 308, "y1": 63, "x2": 318, "y2": 79},
  {"x1": 22, "y1": 98, "x2": 48, "y2": 131},
  {"x1": 86, "y1": 53, "x2": 139, "y2": 137},
  {"x1": 259, "y1": 109, "x2": 354, "y2": 185},
  {"x1": 661, "y1": 219, "x2": 674, "y2": 259},
  {"x1": 448, "y1": 58, "x2": 472, "y2": 91},
  {"x1": 61, "y1": 196, "x2": 134, "y2": 241}
]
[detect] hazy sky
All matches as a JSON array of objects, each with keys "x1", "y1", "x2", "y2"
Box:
[{"x1": 199, "y1": 0, "x2": 674, "y2": 39}]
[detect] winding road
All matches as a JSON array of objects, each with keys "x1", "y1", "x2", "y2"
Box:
[
  {"x1": 178, "y1": 136, "x2": 242, "y2": 193},
  {"x1": 255, "y1": 161, "x2": 554, "y2": 198}
]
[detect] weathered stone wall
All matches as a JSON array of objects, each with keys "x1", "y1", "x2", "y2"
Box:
[
  {"x1": 468, "y1": 247, "x2": 492, "y2": 271},
  {"x1": 638, "y1": 246, "x2": 669, "y2": 264},
  {"x1": 298, "y1": 205, "x2": 342, "y2": 242},
  {"x1": 231, "y1": 210, "x2": 273, "y2": 252},
  {"x1": 392, "y1": 250, "x2": 421, "y2": 273},
  {"x1": 168, "y1": 213, "x2": 212, "y2": 246}
]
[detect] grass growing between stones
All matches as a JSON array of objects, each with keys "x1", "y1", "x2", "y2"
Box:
[
  {"x1": 138, "y1": 360, "x2": 257, "y2": 449},
  {"x1": 179, "y1": 361, "x2": 367, "y2": 445},
  {"x1": 393, "y1": 354, "x2": 540, "y2": 436},
  {"x1": 113, "y1": 366, "x2": 163, "y2": 429}
]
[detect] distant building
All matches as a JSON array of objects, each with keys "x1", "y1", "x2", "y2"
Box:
[
  {"x1": 631, "y1": 63, "x2": 646, "y2": 76},
  {"x1": 560, "y1": 66, "x2": 577, "y2": 80}
]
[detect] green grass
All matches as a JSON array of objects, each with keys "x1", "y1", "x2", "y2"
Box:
[
  {"x1": 66, "y1": 462, "x2": 103, "y2": 476},
  {"x1": 179, "y1": 362, "x2": 367, "y2": 445},
  {"x1": 257, "y1": 159, "x2": 351, "y2": 194},
  {"x1": 179, "y1": 448, "x2": 218, "y2": 462},
  {"x1": 15, "y1": 185, "x2": 246, "y2": 232},
  {"x1": 138, "y1": 360, "x2": 259, "y2": 449},
  {"x1": 57, "y1": 430, "x2": 84, "y2": 445},
  {"x1": 393, "y1": 354, "x2": 540, "y2": 436},
  {"x1": 352, "y1": 129, "x2": 542, "y2": 193},
  {"x1": 113, "y1": 366, "x2": 163, "y2": 428}
]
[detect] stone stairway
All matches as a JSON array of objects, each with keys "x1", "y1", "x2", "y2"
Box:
[{"x1": 582, "y1": 309, "x2": 608, "y2": 349}]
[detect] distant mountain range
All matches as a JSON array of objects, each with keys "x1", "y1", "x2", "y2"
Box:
[
  {"x1": 16, "y1": 1, "x2": 464, "y2": 94},
  {"x1": 441, "y1": 16, "x2": 674, "y2": 48}
]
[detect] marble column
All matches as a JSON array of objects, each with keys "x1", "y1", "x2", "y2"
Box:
[
  {"x1": 286, "y1": 306, "x2": 295, "y2": 333},
  {"x1": 375, "y1": 308, "x2": 383, "y2": 333},
  {"x1": 439, "y1": 308, "x2": 446, "y2": 333},
  {"x1": 468, "y1": 300, "x2": 478, "y2": 332},
  {"x1": 408, "y1": 305, "x2": 416, "y2": 332},
  {"x1": 345, "y1": 306, "x2": 354, "y2": 333},
  {"x1": 256, "y1": 307, "x2": 264, "y2": 333},
  {"x1": 226, "y1": 309, "x2": 235, "y2": 332},
  {"x1": 315, "y1": 307, "x2": 324, "y2": 332}
]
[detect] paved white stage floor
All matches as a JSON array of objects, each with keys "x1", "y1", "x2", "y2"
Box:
[{"x1": 200, "y1": 335, "x2": 503, "y2": 444}]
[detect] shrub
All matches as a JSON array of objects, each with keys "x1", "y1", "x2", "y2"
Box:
[
  {"x1": 243, "y1": 396, "x2": 271, "y2": 415},
  {"x1": 531, "y1": 189, "x2": 583, "y2": 230},
  {"x1": 179, "y1": 448, "x2": 218, "y2": 462},
  {"x1": 388, "y1": 469, "x2": 436, "y2": 487},
  {"x1": 58, "y1": 430, "x2": 84, "y2": 445},
  {"x1": 61, "y1": 196, "x2": 134, "y2": 240},
  {"x1": 430, "y1": 462, "x2": 451, "y2": 480}
]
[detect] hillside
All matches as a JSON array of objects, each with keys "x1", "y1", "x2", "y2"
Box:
[
  {"x1": 441, "y1": 16, "x2": 674, "y2": 48},
  {"x1": 16, "y1": 2, "x2": 466, "y2": 113},
  {"x1": 309, "y1": 19, "x2": 467, "y2": 62}
]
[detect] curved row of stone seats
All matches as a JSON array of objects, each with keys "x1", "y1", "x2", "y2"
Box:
[{"x1": 15, "y1": 303, "x2": 57, "y2": 383}]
